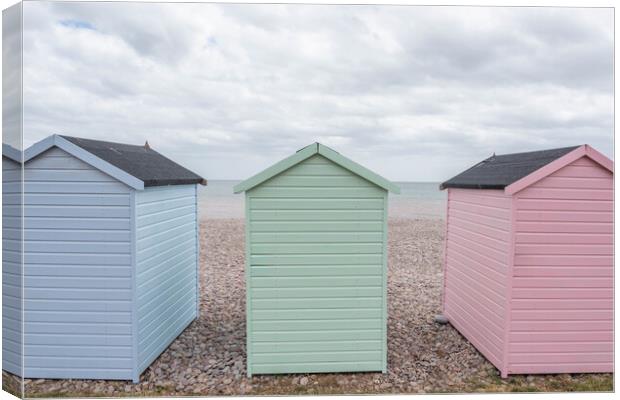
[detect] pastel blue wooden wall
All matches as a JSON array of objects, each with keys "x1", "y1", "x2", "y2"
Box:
[
  {"x1": 1, "y1": 147, "x2": 199, "y2": 382},
  {"x1": 245, "y1": 154, "x2": 388, "y2": 375},
  {"x1": 135, "y1": 185, "x2": 198, "y2": 376},
  {"x1": 19, "y1": 147, "x2": 134, "y2": 380},
  {"x1": 2, "y1": 156, "x2": 23, "y2": 376}
]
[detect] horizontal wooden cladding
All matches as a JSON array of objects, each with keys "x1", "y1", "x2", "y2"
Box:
[
  {"x1": 447, "y1": 229, "x2": 509, "y2": 265},
  {"x1": 252, "y1": 286, "x2": 382, "y2": 299},
  {"x1": 250, "y1": 265, "x2": 382, "y2": 277},
  {"x1": 513, "y1": 277, "x2": 612, "y2": 289},
  {"x1": 513, "y1": 266, "x2": 612, "y2": 278},
  {"x1": 251, "y1": 232, "x2": 383, "y2": 244},
  {"x1": 25, "y1": 299, "x2": 132, "y2": 312},
  {"x1": 250, "y1": 210, "x2": 383, "y2": 221},
  {"x1": 445, "y1": 257, "x2": 506, "y2": 306},
  {"x1": 448, "y1": 209, "x2": 509, "y2": 232},
  {"x1": 22, "y1": 265, "x2": 131, "y2": 278},
  {"x1": 507, "y1": 363, "x2": 612, "y2": 375},
  {"x1": 17, "y1": 229, "x2": 130, "y2": 242},
  {"x1": 447, "y1": 217, "x2": 510, "y2": 245},
  {"x1": 252, "y1": 330, "x2": 382, "y2": 342},
  {"x1": 137, "y1": 221, "x2": 195, "y2": 251},
  {"x1": 253, "y1": 319, "x2": 382, "y2": 331},
  {"x1": 517, "y1": 187, "x2": 612, "y2": 201},
  {"x1": 512, "y1": 288, "x2": 612, "y2": 299},
  {"x1": 516, "y1": 221, "x2": 612, "y2": 234},
  {"x1": 22, "y1": 311, "x2": 131, "y2": 324},
  {"x1": 511, "y1": 320, "x2": 612, "y2": 332},
  {"x1": 251, "y1": 276, "x2": 381, "y2": 288},
  {"x1": 24, "y1": 217, "x2": 130, "y2": 230},
  {"x1": 137, "y1": 195, "x2": 195, "y2": 216},
  {"x1": 251, "y1": 243, "x2": 382, "y2": 255},
  {"x1": 448, "y1": 189, "x2": 511, "y2": 209},
  {"x1": 22, "y1": 322, "x2": 131, "y2": 335},
  {"x1": 139, "y1": 308, "x2": 195, "y2": 373},
  {"x1": 543, "y1": 164, "x2": 612, "y2": 179},
  {"x1": 517, "y1": 210, "x2": 612, "y2": 223},
  {"x1": 138, "y1": 287, "x2": 195, "y2": 336},
  {"x1": 22, "y1": 367, "x2": 133, "y2": 380},
  {"x1": 248, "y1": 187, "x2": 384, "y2": 198},
  {"x1": 18, "y1": 332, "x2": 131, "y2": 347},
  {"x1": 444, "y1": 283, "x2": 504, "y2": 329},
  {"x1": 24, "y1": 287, "x2": 132, "y2": 301},
  {"x1": 21, "y1": 181, "x2": 130, "y2": 194},
  {"x1": 252, "y1": 308, "x2": 382, "y2": 320},
  {"x1": 137, "y1": 230, "x2": 195, "y2": 261},
  {"x1": 11, "y1": 205, "x2": 129, "y2": 219},
  {"x1": 250, "y1": 198, "x2": 384, "y2": 211},
  {"x1": 136, "y1": 185, "x2": 194, "y2": 203},
  {"x1": 26, "y1": 153, "x2": 91, "y2": 170},
  {"x1": 275, "y1": 162, "x2": 351, "y2": 177},
  {"x1": 23, "y1": 356, "x2": 132, "y2": 369},
  {"x1": 137, "y1": 205, "x2": 196, "y2": 228},
  {"x1": 22, "y1": 276, "x2": 131, "y2": 289},
  {"x1": 509, "y1": 341, "x2": 612, "y2": 353},
  {"x1": 251, "y1": 254, "x2": 382, "y2": 265},
  {"x1": 252, "y1": 297, "x2": 382, "y2": 310},
  {"x1": 511, "y1": 309, "x2": 612, "y2": 321},
  {"x1": 253, "y1": 350, "x2": 382, "y2": 364},
  {"x1": 445, "y1": 287, "x2": 505, "y2": 340},
  {"x1": 24, "y1": 345, "x2": 132, "y2": 358},
  {"x1": 253, "y1": 340, "x2": 381, "y2": 353},
  {"x1": 516, "y1": 232, "x2": 613, "y2": 245},
  {"x1": 137, "y1": 237, "x2": 195, "y2": 273},
  {"x1": 511, "y1": 298, "x2": 612, "y2": 310},
  {"x1": 529, "y1": 176, "x2": 613, "y2": 190},
  {"x1": 514, "y1": 255, "x2": 612, "y2": 267},
  {"x1": 137, "y1": 213, "x2": 195, "y2": 238},
  {"x1": 516, "y1": 243, "x2": 612, "y2": 255},
  {"x1": 18, "y1": 193, "x2": 130, "y2": 206},
  {"x1": 449, "y1": 199, "x2": 511, "y2": 220},
  {"x1": 251, "y1": 361, "x2": 382, "y2": 374},
  {"x1": 516, "y1": 198, "x2": 613, "y2": 212},
  {"x1": 444, "y1": 308, "x2": 503, "y2": 369},
  {"x1": 251, "y1": 221, "x2": 383, "y2": 233},
  {"x1": 510, "y1": 353, "x2": 612, "y2": 364},
  {"x1": 24, "y1": 169, "x2": 117, "y2": 183},
  {"x1": 24, "y1": 253, "x2": 131, "y2": 266},
  {"x1": 22, "y1": 241, "x2": 130, "y2": 254},
  {"x1": 262, "y1": 175, "x2": 375, "y2": 188},
  {"x1": 135, "y1": 185, "x2": 198, "y2": 374},
  {"x1": 445, "y1": 240, "x2": 509, "y2": 280},
  {"x1": 509, "y1": 330, "x2": 613, "y2": 343}
]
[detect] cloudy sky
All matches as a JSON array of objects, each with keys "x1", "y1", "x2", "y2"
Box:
[{"x1": 21, "y1": 2, "x2": 613, "y2": 181}]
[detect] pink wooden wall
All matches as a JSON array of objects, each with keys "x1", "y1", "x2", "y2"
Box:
[
  {"x1": 508, "y1": 155, "x2": 613, "y2": 375},
  {"x1": 443, "y1": 188, "x2": 513, "y2": 372},
  {"x1": 444, "y1": 154, "x2": 613, "y2": 377}
]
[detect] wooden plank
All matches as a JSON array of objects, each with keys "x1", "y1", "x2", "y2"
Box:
[
  {"x1": 250, "y1": 276, "x2": 381, "y2": 288},
  {"x1": 250, "y1": 209, "x2": 383, "y2": 221}
]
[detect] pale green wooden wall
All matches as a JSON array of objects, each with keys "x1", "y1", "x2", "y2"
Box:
[{"x1": 245, "y1": 154, "x2": 388, "y2": 376}]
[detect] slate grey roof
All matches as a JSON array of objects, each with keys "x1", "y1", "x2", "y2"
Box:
[
  {"x1": 61, "y1": 135, "x2": 206, "y2": 187},
  {"x1": 440, "y1": 146, "x2": 580, "y2": 190}
]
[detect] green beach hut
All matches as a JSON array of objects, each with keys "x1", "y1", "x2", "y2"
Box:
[{"x1": 234, "y1": 143, "x2": 399, "y2": 376}]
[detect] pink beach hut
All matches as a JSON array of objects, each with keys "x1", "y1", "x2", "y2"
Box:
[{"x1": 439, "y1": 144, "x2": 613, "y2": 378}]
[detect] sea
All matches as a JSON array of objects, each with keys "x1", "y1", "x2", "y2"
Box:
[{"x1": 199, "y1": 180, "x2": 446, "y2": 219}]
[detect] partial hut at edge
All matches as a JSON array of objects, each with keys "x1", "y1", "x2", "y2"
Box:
[
  {"x1": 2, "y1": 135, "x2": 206, "y2": 382},
  {"x1": 439, "y1": 144, "x2": 613, "y2": 378}
]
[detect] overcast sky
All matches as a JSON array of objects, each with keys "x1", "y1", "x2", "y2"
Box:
[{"x1": 21, "y1": 2, "x2": 613, "y2": 181}]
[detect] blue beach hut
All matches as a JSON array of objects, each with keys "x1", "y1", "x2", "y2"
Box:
[{"x1": 2, "y1": 134, "x2": 206, "y2": 382}]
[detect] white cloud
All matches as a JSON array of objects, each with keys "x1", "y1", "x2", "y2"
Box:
[{"x1": 21, "y1": 3, "x2": 613, "y2": 181}]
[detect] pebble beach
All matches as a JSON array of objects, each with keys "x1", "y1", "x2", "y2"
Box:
[{"x1": 10, "y1": 215, "x2": 612, "y2": 397}]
